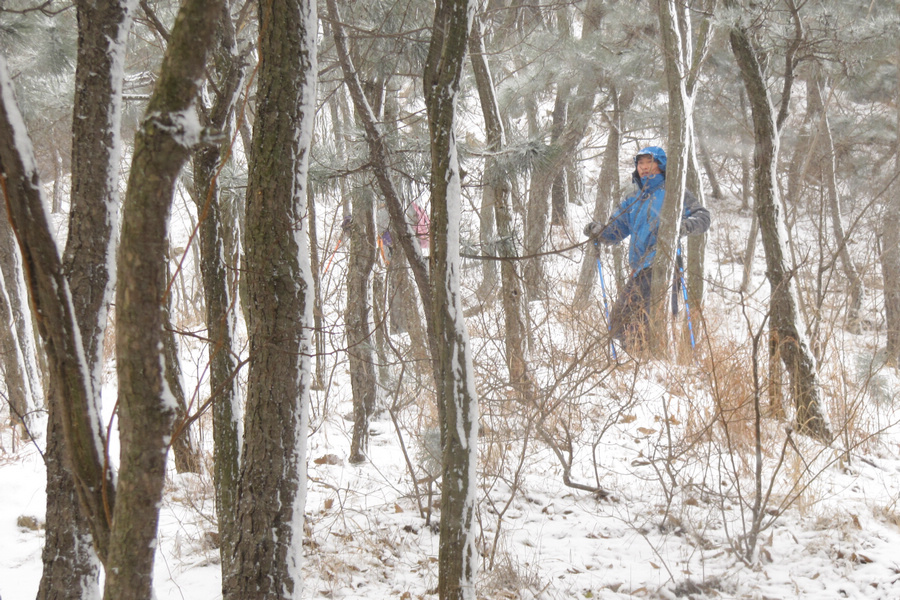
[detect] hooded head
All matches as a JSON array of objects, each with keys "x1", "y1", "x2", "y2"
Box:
[{"x1": 632, "y1": 146, "x2": 667, "y2": 185}]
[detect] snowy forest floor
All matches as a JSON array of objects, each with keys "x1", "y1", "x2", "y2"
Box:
[{"x1": 2, "y1": 196, "x2": 900, "y2": 600}]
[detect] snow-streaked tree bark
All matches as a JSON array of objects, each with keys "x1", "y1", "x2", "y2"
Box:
[
  {"x1": 1, "y1": 58, "x2": 115, "y2": 600},
  {"x1": 33, "y1": 2, "x2": 136, "y2": 595},
  {"x1": 728, "y1": 6, "x2": 832, "y2": 443},
  {"x1": 106, "y1": 0, "x2": 220, "y2": 597},
  {"x1": 223, "y1": 0, "x2": 316, "y2": 596},
  {"x1": 190, "y1": 0, "x2": 244, "y2": 574},
  {"x1": 424, "y1": 1, "x2": 479, "y2": 598},
  {"x1": 0, "y1": 195, "x2": 42, "y2": 436}
]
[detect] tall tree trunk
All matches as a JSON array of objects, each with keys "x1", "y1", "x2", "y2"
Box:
[
  {"x1": 729, "y1": 9, "x2": 832, "y2": 443},
  {"x1": 424, "y1": 2, "x2": 479, "y2": 598},
  {"x1": 191, "y1": 0, "x2": 245, "y2": 574},
  {"x1": 0, "y1": 270, "x2": 31, "y2": 430},
  {"x1": 107, "y1": 1, "x2": 219, "y2": 597},
  {"x1": 885, "y1": 43, "x2": 900, "y2": 365},
  {"x1": 683, "y1": 144, "x2": 708, "y2": 355},
  {"x1": 808, "y1": 76, "x2": 865, "y2": 333},
  {"x1": 34, "y1": 2, "x2": 136, "y2": 595},
  {"x1": 574, "y1": 90, "x2": 626, "y2": 308},
  {"x1": 37, "y1": 382, "x2": 102, "y2": 600},
  {"x1": 223, "y1": 0, "x2": 316, "y2": 596},
  {"x1": 471, "y1": 12, "x2": 528, "y2": 386},
  {"x1": 522, "y1": 1, "x2": 603, "y2": 301},
  {"x1": 650, "y1": 0, "x2": 692, "y2": 358},
  {"x1": 327, "y1": 0, "x2": 439, "y2": 374},
  {"x1": 0, "y1": 197, "x2": 42, "y2": 436},
  {"x1": 347, "y1": 182, "x2": 377, "y2": 463},
  {"x1": 2, "y1": 46, "x2": 118, "y2": 600}
]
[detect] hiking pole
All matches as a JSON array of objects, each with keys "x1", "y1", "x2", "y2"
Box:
[
  {"x1": 676, "y1": 245, "x2": 696, "y2": 351},
  {"x1": 594, "y1": 242, "x2": 618, "y2": 361}
]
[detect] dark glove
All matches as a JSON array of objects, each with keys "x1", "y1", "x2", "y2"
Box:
[
  {"x1": 679, "y1": 219, "x2": 693, "y2": 237},
  {"x1": 583, "y1": 221, "x2": 604, "y2": 239}
]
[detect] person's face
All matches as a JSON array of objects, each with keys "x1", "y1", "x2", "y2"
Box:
[{"x1": 636, "y1": 155, "x2": 661, "y2": 178}]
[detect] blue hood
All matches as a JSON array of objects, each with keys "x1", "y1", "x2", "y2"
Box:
[{"x1": 632, "y1": 146, "x2": 667, "y2": 186}]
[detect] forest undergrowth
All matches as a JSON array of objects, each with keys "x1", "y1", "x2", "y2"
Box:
[{"x1": 3, "y1": 200, "x2": 900, "y2": 600}]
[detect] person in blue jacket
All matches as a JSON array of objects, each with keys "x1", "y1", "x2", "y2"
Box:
[{"x1": 583, "y1": 146, "x2": 710, "y2": 352}]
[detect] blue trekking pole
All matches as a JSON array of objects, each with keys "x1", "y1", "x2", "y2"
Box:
[
  {"x1": 676, "y1": 245, "x2": 696, "y2": 351},
  {"x1": 594, "y1": 242, "x2": 618, "y2": 361}
]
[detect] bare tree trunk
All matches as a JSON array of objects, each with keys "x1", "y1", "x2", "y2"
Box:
[
  {"x1": 522, "y1": 2, "x2": 603, "y2": 301},
  {"x1": 347, "y1": 182, "x2": 377, "y2": 463},
  {"x1": 885, "y1": 43, "x2": 900, "y2": 365},
  {"x1": 327, "y1": 0, "x2": 439, "y2": 373},
  {"x1": 190, "y1": 0, "x2": 245, "y2": 571},
  {"x1": 424, "y1": 1, "x2": 479, "y2": 597},
  {"x1": 2, "y1": 41, "x2": 119, "y2": 596},
  {"x1": 224, "y1": 1, "x2": 317, "y2": 597},
  {"x1": 574, "y1": 90, "x2": 626, "y2": 308},
  {"x1": 471, "y1": 12, "x2": 528, "y2": 385},
  {"x1": 729, "y1": 8, "x2": 832, "y2": 443},
  {"x1": 107, "y1": 1, "x2": 219, "y2": 597},
  {"x1": 696, "y1": 131, "x2": 723, "y2": 200},
  {"x1": 683, "y1": 145, "x2": 708, "y2": 355},
  {"x1": 650, "y1": 0, "x2": 692, "y2": 358},
  {"x1": 0, "y1": 271, "x2": 31, "y2": 429},
  {"x1": 32, "y1": 2, "x2": 136, "y2": 595},
  {"x1": 308, "y1": 184, "x2": 326, "y2": 389},
  {"x1": 0, "y1": 195, "x2": 42, "y2": 437},
  {"x1": 164, "y1": 260, "x2": 201, "y2": 474},
  {"x1": 808, "y1": 76, "x2": 865, "y2": 333},
  {"x1": 37, "y1": 382, "x2": 102, "y2": 600},
  {"x1": 740, "y1": 89, "x2": 752, "y2": 212}
]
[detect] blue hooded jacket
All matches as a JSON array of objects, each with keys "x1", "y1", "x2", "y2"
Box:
[{"x1": 599, "y1": 146, "x2": 709, "y2": 274}]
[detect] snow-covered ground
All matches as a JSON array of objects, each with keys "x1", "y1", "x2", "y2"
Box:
[{"x1": 2, "y1": 195, "x2": 899, "y2": 599}]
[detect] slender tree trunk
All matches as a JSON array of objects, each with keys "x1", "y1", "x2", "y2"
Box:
[
  {"x1": 164, "y1": 261, "x2": 201, "y2": 474},
  {"x1": 191, "y1": 1, "x2": 245, "y2": 573},
  {"x1": 471, "y1": 12, "x2": 528, "y2": 385},
  {"x1": 308, "y1": 184, "x2": 326, "y2": 389},
  {"x1": 696, "y1": 132, "x2": 723, "y2": 200},
  {"x1": 729, "y1": 12, "x2": 832, "y2": 443},
  {"x1": 424, "y1": 2, "x2": 480, "y2": 599},
  {"x1": 327, "y1": 0, "x2": 439, "y2": 373},
  {"x1": 522, "y1": 1, "x2": 603, "y2": 301},
  {"x1": 107, "y1": 1, "x2": 220, "y2": 597},
  {"x1": 740, "y1": 89, "x2": 752, "y2": 212},
  {"x1": 0, "y1": 270, "x2": 30, "y2": 429},
  {"x1": 683, "y1": 145, "x2": 707, "y2": 355},
  {"x1": 347, "y1": 182, "x2": 377, "y2": 463},
  {"x1": 32, "y1": 3, "x2": 136, "y2": 595},
  {"x1": 575, "y1": 91, "x2": 625, "y2": 308},
  {"x1": 808, "y1": 77, "x2": 865, "y2": 332},
  {"x1": 650, "y1": 0, "x2": 691, "y2": 358},
  {"x1": 223, "y1": 0, "x2": 316, "y2": 596},
  {"x1": 0, "y1": 198, "x2": 42, "y2": 436},
  {"x1": 884, "y1": 42, "x2": 900, "y2": 365},
  {"x1": 1, "y1": 57, "x2": 115, "y2": 596}
]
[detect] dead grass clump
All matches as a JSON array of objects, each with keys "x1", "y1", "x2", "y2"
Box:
[{"x1": 477, "y1": 553, "x2": 545, "y2": 599}]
